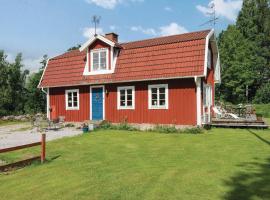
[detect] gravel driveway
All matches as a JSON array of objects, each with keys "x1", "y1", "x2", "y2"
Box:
[{"x1": 0, "y1": 123, "x2": 82, "y2": 149}]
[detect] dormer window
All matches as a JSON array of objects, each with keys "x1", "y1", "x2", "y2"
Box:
[{"x1": 91, "y1": 48, "x2": 109, "y2": 71}]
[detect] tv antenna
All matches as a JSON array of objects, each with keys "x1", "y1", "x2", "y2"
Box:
[
  {"x1": 200, "y1": 2, "x2": 219, "y2": 29},
  {"x1": 92, "y1": 15, "x2": 101, "y2": 36}
]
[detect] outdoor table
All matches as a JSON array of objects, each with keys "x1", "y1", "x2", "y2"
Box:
[{"x1": 234, "y1": 106, "x2": 246, "y2": 117}]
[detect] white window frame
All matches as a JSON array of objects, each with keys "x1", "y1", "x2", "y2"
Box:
[
  {"x1": 90, "y1": 48, "x2": 109, "y2": 72},
  {"x1": 65, "y1": 89, "x2": 80, "y2": 110},
  {"x1": 117, "y1": 86, "x2": 135, "y2": 110},
  {"x1": 148, "y1": 84, "x2": 168, "y2": 109}
]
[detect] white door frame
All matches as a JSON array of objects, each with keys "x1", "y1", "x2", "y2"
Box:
[{"x1": 90, "y1": 85, "x2": 105, "y2": 120}]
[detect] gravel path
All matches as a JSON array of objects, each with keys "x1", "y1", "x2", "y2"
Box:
[{"x1": 0, "y1": 123, "x2": 82, "y2": 149}]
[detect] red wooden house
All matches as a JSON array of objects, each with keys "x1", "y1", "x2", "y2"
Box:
[{"x1": 38, "y1": 29, "x2": 220, "y2": 126}]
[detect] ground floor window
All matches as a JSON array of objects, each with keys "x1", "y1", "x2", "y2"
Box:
[
  {"x1": 148, "y1": 84, "x2": 168, "y2": 109},
  {"x1": 65, "y1": 89, "x2": 79, "y2": 110},
  {"x1": 117, "y1": 86, "x2": 135, "y2": 109}
]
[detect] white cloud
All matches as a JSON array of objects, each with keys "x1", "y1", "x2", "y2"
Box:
[
  {"x1": 164, "y1": 6, "x2": 173, "y2": 12},
  {"x1": 85, "y1": 0, "x2": 144, "y2": 9},
  {"x1": 130, "y1": 22, "x2": 188, "y2": 37},
  {"x1": 159, "y1": 23, "x2": 188, "y2": 36},
  {"x1": 6, "y1": 52, "x2": 42, "y2": 73},
  {"x1": 130, "y1": 26, "x2": 157, "y2": 36},
  {"x1": 196, "y1": 0, "x2": 243, "y2": 21},
  {"x1": 82, "y1": 27, "x2": 104, "y2": 38}
]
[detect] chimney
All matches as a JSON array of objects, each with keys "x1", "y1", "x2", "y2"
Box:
[{"x1": 105, "y1": 32, "x2": 118, "y2": 42}]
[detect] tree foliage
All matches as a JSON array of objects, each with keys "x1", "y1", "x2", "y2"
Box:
[
  {"x1": 0, "y1": 51, "x2": 47, "y2": 116},
  {"x1": 218, "y1": 0, "x2": 270, "y2": 103}
]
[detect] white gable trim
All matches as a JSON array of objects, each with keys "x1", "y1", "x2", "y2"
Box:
[{"x1": 79, "y1": 34, "x2": 115, "y2": 52}]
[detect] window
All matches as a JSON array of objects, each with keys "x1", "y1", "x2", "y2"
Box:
[
  {"x1": 117, "y1": 86, "x2": 135, "y2": 109},
  {"x1": 148, "y1": 84, "x2": 168, "y2": 109},
  {"x1": 203, "y1": 85, "x2": 212, "y2": 106},
  {"x1": 207, "y1": 48, "x2": 212, "y2": 69},
  {"x1": 91, "y1": 48, "x2": 108, "y2": 71},
  {"x1": 65, "y1": 89, "x2": 79, "y2": 110}
]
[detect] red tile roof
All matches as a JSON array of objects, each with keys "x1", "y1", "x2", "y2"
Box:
[{"x1": 39, "y1": 29, "x2": 211, "y2": 88}]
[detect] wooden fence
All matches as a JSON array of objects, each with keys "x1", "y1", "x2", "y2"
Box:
[{"x1": 0, "y1": 134, "x2": 46, "y2": 172}]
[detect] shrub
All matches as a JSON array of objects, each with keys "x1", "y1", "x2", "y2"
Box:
[
  {"x1": 149, "y1": 125, "x2": 203, "y2": 134},
  {"x1": 97, "y1": 120, "x2": 139, "y2": 131}
]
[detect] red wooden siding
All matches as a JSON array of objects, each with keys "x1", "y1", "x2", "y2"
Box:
[
  {"x1": 49, "y1": 86, "x2": 90, "y2": 122},
  {"x1": 105, "y1": 79, "x2": 197, "y2": 125}
]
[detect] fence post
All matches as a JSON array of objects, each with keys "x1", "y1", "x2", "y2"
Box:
[{"x1": 41, "y1": 134, "x2": 46, "y2": 163}]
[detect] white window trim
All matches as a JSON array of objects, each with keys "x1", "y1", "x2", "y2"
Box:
[
  {"x1": 148, "y1": 84, "x2": 168, "y2": 109},
  {"x1": 65, "y1": 89, "x2": 80, "y2": 110},
  {"x1": 117, "y1": 86, "x2": 135, "y2": 110},
  {"x1": 90, "y1": 48, "x2": 109, "y2": 72}
]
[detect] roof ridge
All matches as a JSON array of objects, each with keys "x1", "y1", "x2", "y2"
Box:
[{"x1": 120, "y1": 29, "x2": 211, "y2": 46}]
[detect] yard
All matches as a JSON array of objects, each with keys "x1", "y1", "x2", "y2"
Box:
[{"x1": 0, "y1": 128, "x2": 270, "y2": 200}]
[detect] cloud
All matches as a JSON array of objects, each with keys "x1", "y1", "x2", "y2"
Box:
[
  {"x1": 130, "y1": 22, "x2": 188, "y2": 37},
  {"x1": 159, "y1": 23, "x2": 188, "y2": 36},
  {"x1": 6, "y1": 52, "x2": 42, "y2": 73},
  {"x1": 164, "y1": 6, "x2": 173, "y2": 12},
  {"x1": 82, "y1": 27, "x2": 104, "y2": 38},
  {"x1": 196, "y1": 0, "x2": 243, "y2": 21},
  {"x1": 85, "y1": 0, "x2": 144, "y2": 9},
  {"x1": 109, "y1": 25, "x2": 117, "y2": 31},
  {"x1": 130, "y1": 26, "x2": 157, "y2": 36}
]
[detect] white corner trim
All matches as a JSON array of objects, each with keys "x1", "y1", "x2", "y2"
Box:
[
  {"x1": 117, "y1": 86, "x2": 135, "y2": 110},
  {"x1": 203, "y1": 29, "x2": 215, "y2": 77},
  {"x1": 195, "y1": 77, "x2": 202, "y2": 126},
  {"x1": 65, "y1": 89, "x2": 80, "y2": 110},
  {"x1": 47, "y1": 88, "x2": 50, "y2": 120},
  {"x1": 148, "y1": 84, "x2": 169, "y2": 110},
  {"x1": 90, "y1": 85, "x2": 105, "y2": 120},
  {"x1": 80, "y1": 34, "x2": 115, "y2": 52}
]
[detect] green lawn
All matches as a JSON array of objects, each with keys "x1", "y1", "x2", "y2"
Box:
[{"x1": 1, "y1": 128, "x2": 270, "y2": 200}]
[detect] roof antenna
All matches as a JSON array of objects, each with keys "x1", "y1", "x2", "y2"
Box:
[
  {"x1": 200, "y1": 2, "x2": 219, "y2": 29},
  {"x1": 92, "y1": 15, "x2": 101, "y2": 36}
]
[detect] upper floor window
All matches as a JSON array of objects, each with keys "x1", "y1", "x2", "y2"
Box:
[
  {"x1": 91, "y1": 48, "x2": 108, "y2": 71},
  {"x1": 65, "y1": 89, "x2": 79, "y2": 110},
  {"x1": 148, "y1": 84, "x2": 168, "y2": 109},
  {"x1": 117, "y1": 86, "x2": 135, "y2": 109}
]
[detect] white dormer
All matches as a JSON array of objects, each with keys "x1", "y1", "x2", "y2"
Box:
[{"x1": 80, "y1": 33, "x2": 120, "y2": 76}]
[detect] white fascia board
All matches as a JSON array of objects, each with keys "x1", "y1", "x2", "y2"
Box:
[
  {"x1": 203, "y1": 29, "x2": 215, "y2": 77},
  {"x1": 79, "y1": 35, "x2": 115, "y2": 52}
]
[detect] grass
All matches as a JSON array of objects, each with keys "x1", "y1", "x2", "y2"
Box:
[
  {"x1": 254, "y1": 104, "x2": 270, "y2": 118},
  {"x1": 0, "y1": 120, "x2": 26, "y2": 126},
  {"x1": 1, "y1": 128, "x2": 270, "y2": 200}
]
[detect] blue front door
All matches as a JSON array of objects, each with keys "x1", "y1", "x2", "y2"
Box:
[{"x1": 92, "y1": 87, "x2": 104, "y2": 120}]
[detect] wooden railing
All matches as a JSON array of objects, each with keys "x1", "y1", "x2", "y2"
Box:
[{"x1": 0, "y1": 134, "x2": 46, "y2": 172}]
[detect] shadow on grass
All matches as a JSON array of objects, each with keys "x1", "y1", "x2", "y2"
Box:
[{"x1": 224, "y1": 130, "x2": 270, "y2": 200}]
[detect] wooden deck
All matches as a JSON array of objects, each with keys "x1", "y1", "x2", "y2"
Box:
[{"x1": 211, "y1": 118, "x2": 269, "y2": 128}]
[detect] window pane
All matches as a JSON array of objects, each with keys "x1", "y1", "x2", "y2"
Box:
[
  {"x1": 120, "y1": 90, "x2": 125, "y2": 96},
  {"x1": 152, "y1": 93, "x2": 157, "y2": 100},
  {"x1": 120, "y1": 100, "x2": 125, "y2": 106},
  {"x1": 160, "y1": 99, "x2": 166, "y2": 106},
  {"x1": 159, "y1": 87, "x2": 165, "y2": 94},
  {"x1": 127, "y1": 94, "x2": 132, "y2": 101},
  {"x1": 93, "y1": 52, "x2": 99, "y2": 70},
  {"x1": 127, "y1": 100, "x2": 132, "y2": 106},
  {"x1": 68, "y1": 102, "x2": 72, "y2": 107},
  {"x1": 152, "y1": 100, "x2": 158, "y2": 106},
  {"x1": 73, "y1": 92, "x2": 77, "y2": 97},
  {"x1": 159, "y1": 93, "x2": 165, "y2": 100},
  {"x1": 127, "y1": 89, "x2": 132, "y2": 95},
  {"x1": 151, "y1": 88, "x2": 157, "y2": 94},
  {"x1": 73, "y1": 101, "x2": 78, "y2": 107},
  {"x1": 100, "y1": 51, "x2": 106, "y2": 69},
  {"x1": 120, "y1": 95, "x2": 125, "y2": 101}
]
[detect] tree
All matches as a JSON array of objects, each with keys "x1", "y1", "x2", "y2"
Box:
[
  {"x1": 67, "y1": 44, "x2": 81, "y2": 52},
  {"x1": 218, "y1": 25, "x2": 255, "y2": 103},
  {"x1": 24, "y1": 55, "x2": 48, "y2": 114}
]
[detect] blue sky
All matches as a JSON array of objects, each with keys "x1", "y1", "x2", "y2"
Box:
[{"x1": 0, "y1": 0, "x2": 242, "y2": 72}]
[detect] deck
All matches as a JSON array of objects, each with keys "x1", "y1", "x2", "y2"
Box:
[{"x1": 211, "y1": 118, "x2": 269, "y2": 128}]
